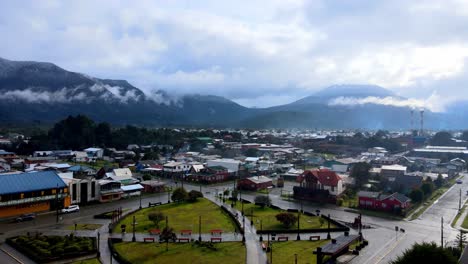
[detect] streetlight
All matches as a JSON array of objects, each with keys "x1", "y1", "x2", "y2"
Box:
[
  {"x1": 97, "y1": 232, "x2": 101, "y2": 257},
  {"x1": 294, "y1": 253, "x2": 297, "y2": 264},
  {"x1": 132, "y1": 215, "x2": 137, "y2": 242},
  {"x1": 259, "y1": 220, "x2": 263, "y2": 242},
  {"x1": 327, "y1": 214, "x2": 331, "y2": 239},
  {"x1": 251, "y1": 208, "x2": 254, "y2": 225},
  {"x1": 139, "y1": 190, "x2": 142, "y2": 209},
  {"x1": 199, "y1": 216, "x2": 202, "y2": 242},
  {"x1": 296, "y1": 210, "x2": 301, "y2": 240},
  {"x1": 242, "y1": 215, "x2": 246, "y2": 243}
]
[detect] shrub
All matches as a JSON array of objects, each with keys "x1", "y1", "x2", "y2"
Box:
[
  {"x1": 254, "y1": 195, "x2": 271, "y2": 208},
  {"x1": 188, "y1": 190, "x2": 204, "y2": 202},
  {"x1": 148, "y1": 211, "x2": 165, "y2": 228},
  {"x1": 336, "y1": 198, "x2": 344, "y2": 206},
  {"x1": 171, "y1": 187, "x2": 188, "y2": 202},
  {"x1": 275, "y1": 212, "x2": 298, "y2": 228}
]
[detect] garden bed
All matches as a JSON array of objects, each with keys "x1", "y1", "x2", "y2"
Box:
[{"x1": 7, "y1": 234, "x2": 96, "y2": 263}]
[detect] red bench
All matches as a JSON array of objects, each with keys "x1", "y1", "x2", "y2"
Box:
[
  {"x1": 277, "y1": 236, "x2": 288, "y2": 242},
  {"x1": 177, "y1": 238, "x2": 190, "y2": 243},
  {"x1": 211, "y1": 237, "x2": 222, "y2": 242},
  {"x1": 309, "y1": 236, "x2": 320, "y2": 241},
  {"x1": 143, "y1": 237, "x2": 155, "y2": 243},
  {"x1": 149, "y1": 229, "x2": 161, "y2": 235}
]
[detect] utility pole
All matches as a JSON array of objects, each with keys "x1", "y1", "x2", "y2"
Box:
[
  {"x1": 459, "y1": 189, "x2": 462, "y2": 213},
  {"x1": 198, "y1": 215, "x2": 202, "y2": 242},
  {"x1": 441, "y1": 217, "x2": 444, "y2": 248}
]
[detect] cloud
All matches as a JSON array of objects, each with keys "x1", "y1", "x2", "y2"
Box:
[
  {"x1": 0, "y1": 88, "x2": 85, "y2": 103},
  {"x1": 1, "y1": 0, "x2": 468, "y2": 106},
  {"x1": 327, "y1": 92, "x2": 454, "y2": 113}
]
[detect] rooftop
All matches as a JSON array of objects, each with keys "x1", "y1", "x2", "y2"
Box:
[{"x1": 0, "y1": 171, "x2": 67, "y2": 195}]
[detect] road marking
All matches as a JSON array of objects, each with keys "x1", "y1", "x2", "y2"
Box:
[
  {"x1": 0, "y1": 246, "x2": 24, "y2": 264},
  {"x1": 362, "y1": 233, "x2": 406, "y2": 264}
]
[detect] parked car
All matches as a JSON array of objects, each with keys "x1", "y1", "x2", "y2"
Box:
[
  {"x1": 15, "y1": 213, "x2": 36, "y2": 222},
  {"x1": 457, "y1": 179, "x2": 463, "y2": 184},
  {"x1": 61, "y1": 205, "x2": 80, "y2": 213}
]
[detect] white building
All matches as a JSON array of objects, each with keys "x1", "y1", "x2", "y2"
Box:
[
  {"x1": 84, "y1": 148, "x2": 104, "y2": 158},
  {"x1": 207, "y1": 159, "x2": 241, "y2": 173}
]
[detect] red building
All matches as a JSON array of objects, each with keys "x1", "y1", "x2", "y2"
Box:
[
  {"x1": 358, "y1": 191, "x2": 411, "y2": 214},
  {"x1": 237, "y1": 176, "x2": 272, "y2": 191},
  {"x1": 188, "y1": 166, "x2": 230, "y2": 184}
]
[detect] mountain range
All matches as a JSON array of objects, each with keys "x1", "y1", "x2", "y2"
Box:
[{"x1": 0, "y1": 57, "x2": 464, "y2": 129}]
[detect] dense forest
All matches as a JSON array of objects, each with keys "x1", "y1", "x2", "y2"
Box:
[{"x1": 3, "y1": 115, "x2": 242, "y2": 155}]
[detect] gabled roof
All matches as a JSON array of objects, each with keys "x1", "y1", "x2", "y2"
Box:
[
  {"x1": 358, "y1": 191, "x2": 380, "y2": 199},
  {"x1": 0, "y1": 171, "x2": 67, "y2": 195},
  {"x1": 387, "y1": 192, "x2": 411, "y2": 203},
  {"x1": 312, "y1": 169, "x2": 341, "y2": 187},
  {"x1": 68, "y1": 165, "x2": 95, "y2": 173}
]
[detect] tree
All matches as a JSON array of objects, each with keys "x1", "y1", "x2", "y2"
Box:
[
  {"x1": 160, "y1": 226, "x2": 177, "y2": 243},
  {"x1": 391, "y1": 242, "x2": 458, "y2": 264},
  {"x1": 434, "y1": 174, "x2": 444, "y2": 188},
  {"x1": 350, "y1": 162, "x2": 371, "y2": 188},
  {"x1": 188, "y1": 190, "x2": 203, "y2": 202},
  {"x1": 245, "y1": 148, "x2": 259, "y2": 157},
  {"x1": 430, "y1": 131, "x2": 453, "y2": 146},
  {"x1": 409, "y1": 189, "x2": 424, "y2": 203},
  {"x1": 421, "y1": 182, "x2": 434, "y2": 196},
  {"x1": 231, "y1": 189, "x2": 238, "y2": 201},
  {"x1": 275, "y1": 213, "x2": 298, "y2": 228},
  {"x1": 143, "y1": 151, "x2": 159, "y2": 160},
  {"x1": 148, "y1": 211, "x2": 164, "y2": 228},
  {"x1": 457, "y1": 230, "x2": 467, "y2": 251},
  {"x1": 254, "y1": 195, "x2": 271, "y2": 208},
  {"x1": 319, "y1": 217, "x2": 325, "y2": 227},
  {"x1": 171, "y1": 187, "x2": 188, "y2": 202}
]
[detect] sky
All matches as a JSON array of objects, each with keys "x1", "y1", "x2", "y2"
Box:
[{"x1": 1, "y1": 0, "x2": 468, "y2": 108}]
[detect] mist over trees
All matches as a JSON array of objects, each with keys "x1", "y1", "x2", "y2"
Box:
[{"x1": 5, "y1": 115, "x2": 242, "y2": 155}]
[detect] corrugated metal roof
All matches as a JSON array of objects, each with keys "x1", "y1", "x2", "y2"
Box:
[{"x1": 0, "y1": 171, "x2": 67, "y2": 195}]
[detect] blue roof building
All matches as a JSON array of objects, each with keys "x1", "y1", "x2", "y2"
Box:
[{"x1": 0, "y1": 171, "x2": 70, "y2": 218}]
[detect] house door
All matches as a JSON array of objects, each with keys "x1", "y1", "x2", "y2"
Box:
[{"x1": 80, "y1": 182, "x2": 88, "y2": 204}]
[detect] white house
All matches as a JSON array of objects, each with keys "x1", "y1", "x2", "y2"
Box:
[
  {"x1": 163, "y1": 161, "x2": 191, "y2": 173},
  {"x1": 84, "y1": 147, "x2": 104, "y2": 159},
  {"x1": 207, "y1": 159, "x2": 241, "y2": 173},
  {"x1": 59, "y1": 172, "x2": 99, "y2": 204}
]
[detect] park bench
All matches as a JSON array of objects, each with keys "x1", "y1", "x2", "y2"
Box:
[
  {"x1": 148, "y1": 202, "x2": 162, "y2": 207},
  {"x1": 277, "y1": 236, "x2": 288, "y2": 242},
  {"x1": 309, "y1": 235, "x2": 320, "y2": 241},
  {"x1": 177, "y1": 238, "x2": 190, "y2": 243},
  {"x1": 143, "y1": 237, "x2": 155, "y2": 243},
  {"x1": 210, "y1": 237, "x2": 222, "y2": 242},
  {"x1": 149, "y1": 229, "x2": 160, "y2": 235}
]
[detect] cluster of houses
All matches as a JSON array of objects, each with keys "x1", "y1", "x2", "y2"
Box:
[{"x1": 0, "y1": 128, "x2": 467, "y2": 218}]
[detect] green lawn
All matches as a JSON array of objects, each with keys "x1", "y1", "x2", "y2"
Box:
[
  {"x1": 72, "y1": 258, "x2": 101, "y2": 264},
  {"x1": 114, "y1": 198, "x2": 237, "y2": 233},
  {"x1": 461, "y1": 208, "x2": 468, "y2": 229},
  {"x1": 114, "y1": 242, "x2": 245, "y2": 264},
  {"x1": 67, "y1": 224, "x2": 103, "y2": 231},
  {"x1": 235, "y1": 202, "x2": 335, "y2": 230},
  {"x1": 267, "y1": 240, "x2": 329, "y2": 264}
]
